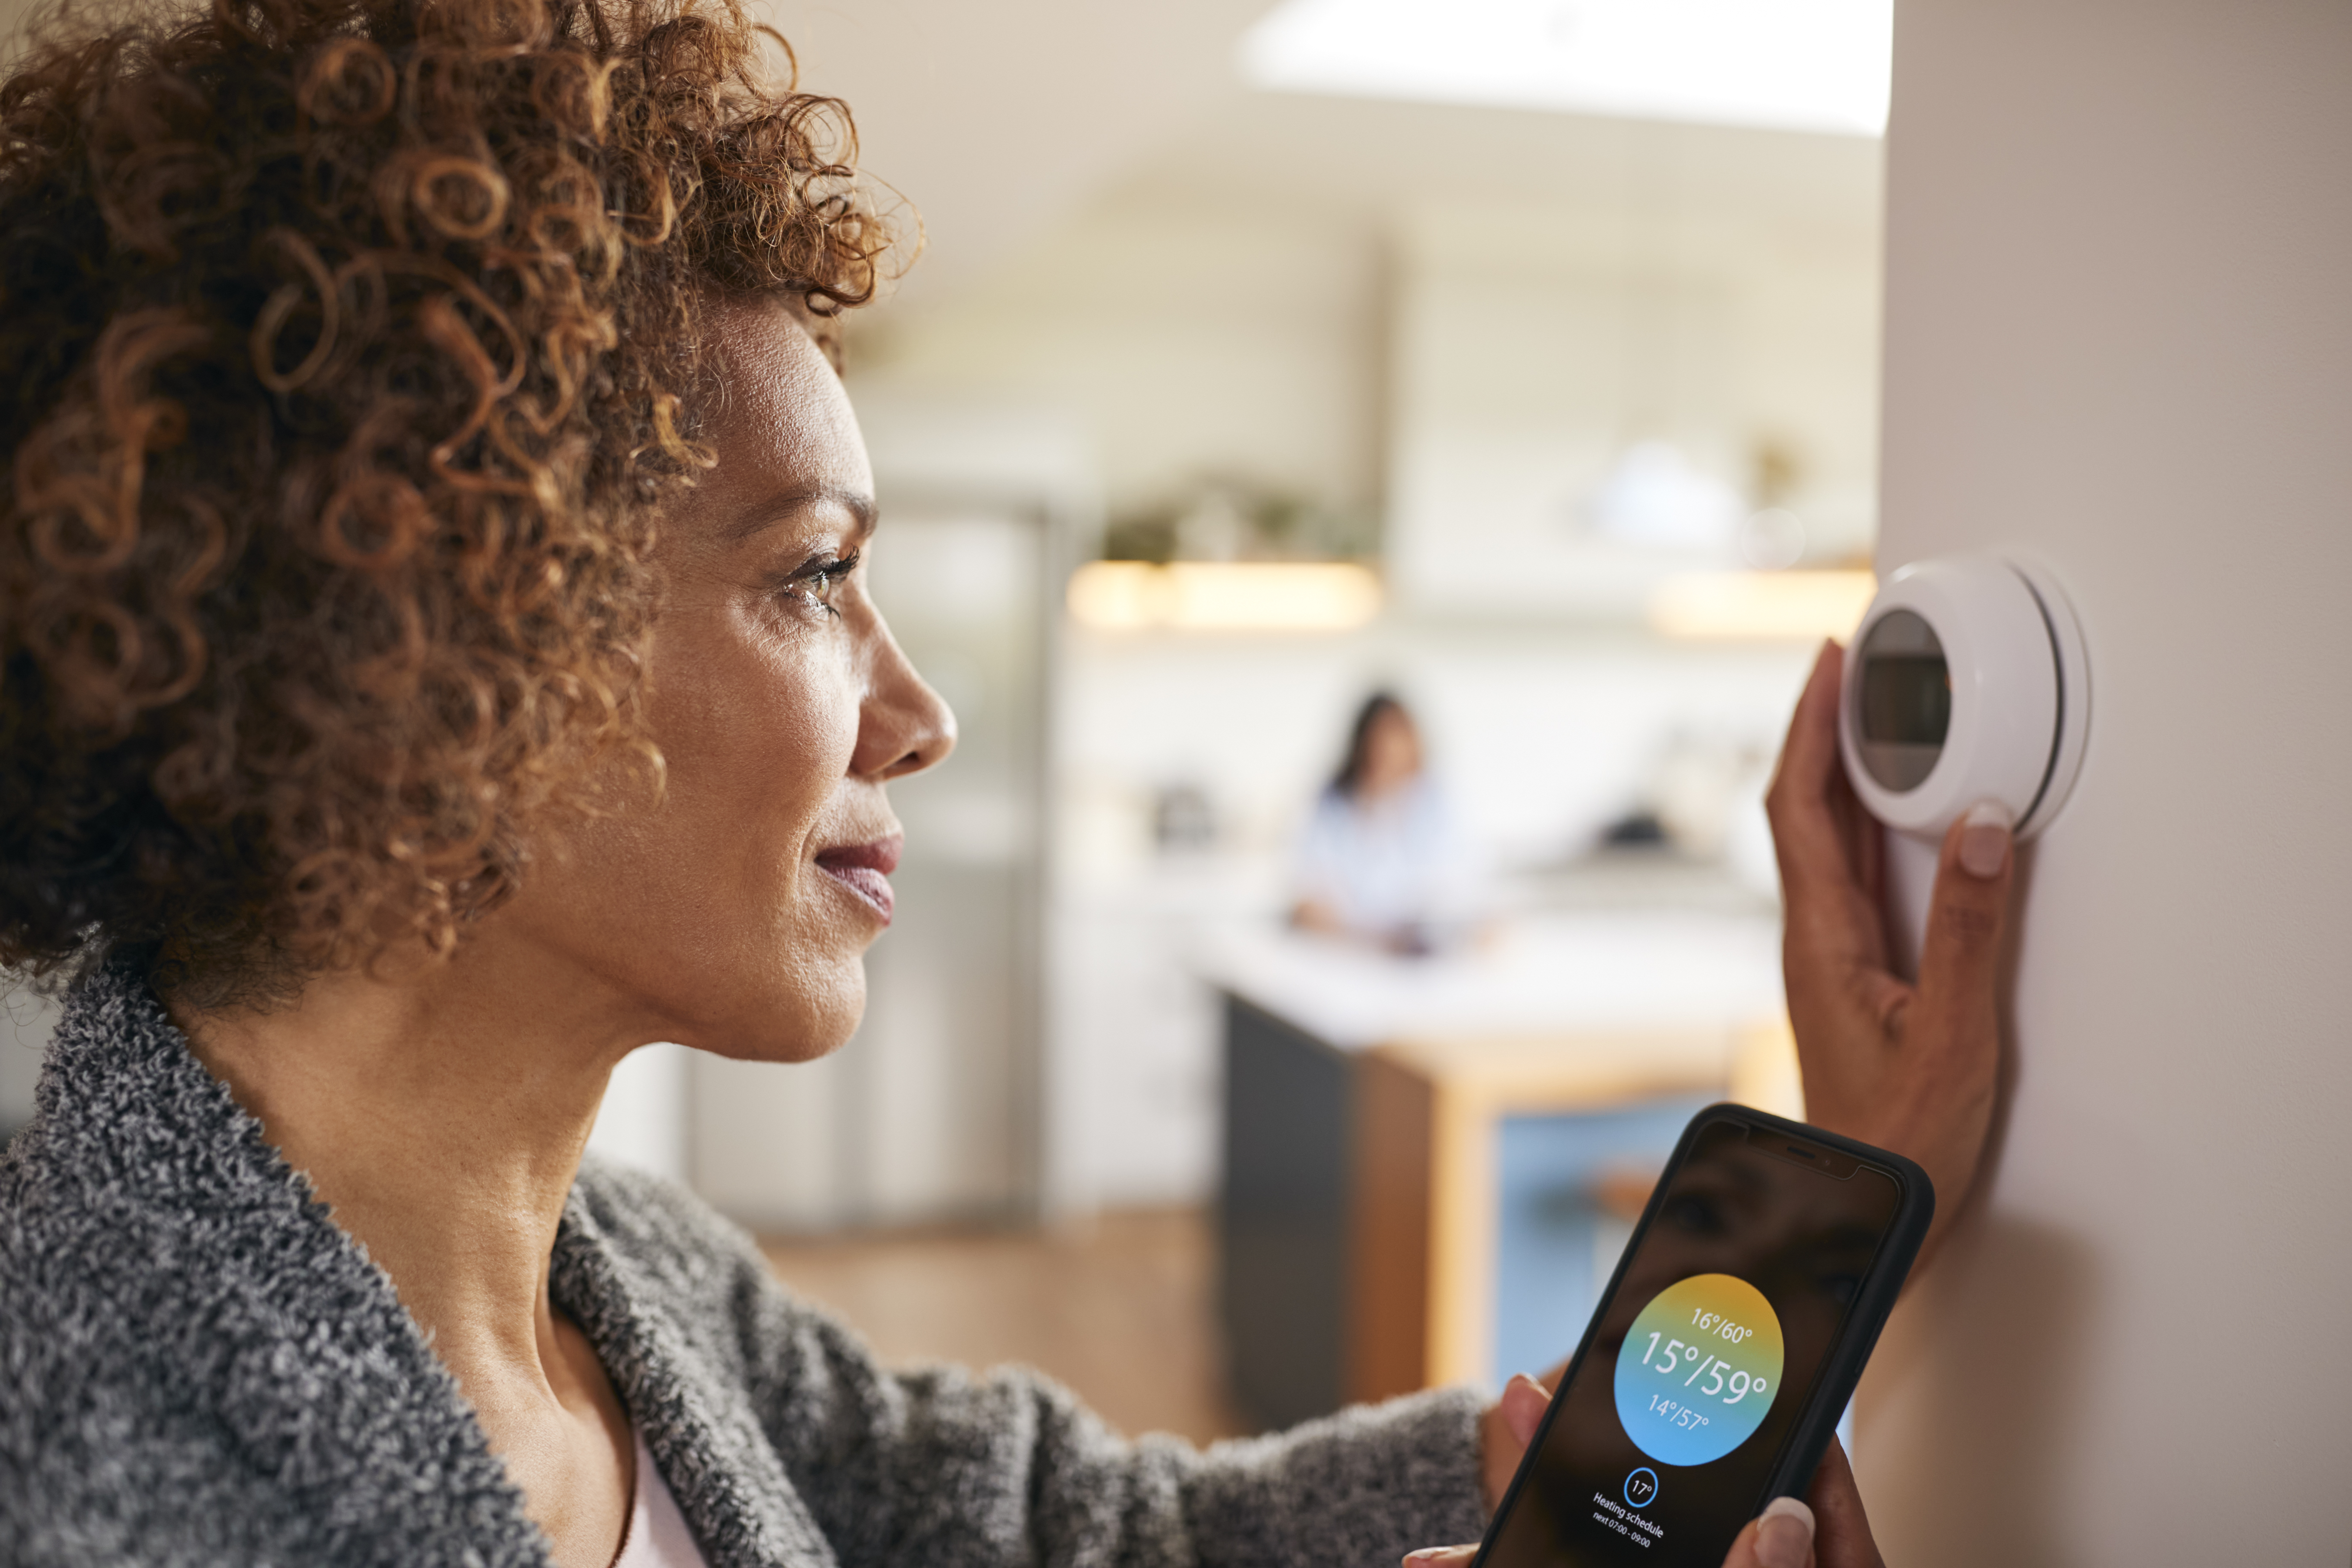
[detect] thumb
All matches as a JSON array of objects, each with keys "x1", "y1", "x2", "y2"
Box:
[
  {"x1": 1720, "y1": 1497, "x2": 1816, "y2": 1568},
  {"x1": 1916, "y1": 800, "x2": 2015, "y2": 1028},
  {"x1": 1499, "y1": 1372, "x2": 1551, "y2": 1446}
]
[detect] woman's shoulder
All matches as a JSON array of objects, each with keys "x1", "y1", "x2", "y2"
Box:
[
  {"x1": 551, "y1": 1155, "x2": 943, "y2": 1462},
  {"x1": 0, "y1": 983, "x2": 550, "y2": 1566},
  {"x1": 554, "y1": 1154, "x2": 861, "y2": 1373},
  {"x1": 563, "y1": 1153, "x2": 784, "y2": 1304}
]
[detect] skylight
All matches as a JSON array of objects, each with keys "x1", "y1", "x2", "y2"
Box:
[{"x1": 1239, "y1": 0, "x2": 1892, "y2": 138}]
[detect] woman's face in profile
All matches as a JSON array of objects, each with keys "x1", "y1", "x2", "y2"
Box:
[{"x1": 497, "y1": 298, "x2": 954, "y2": 1064}]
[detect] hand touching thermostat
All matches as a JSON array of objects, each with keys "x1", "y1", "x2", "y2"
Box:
[{"x1": 1839, "y1": 556, "x2": 2089, "y2": 842}]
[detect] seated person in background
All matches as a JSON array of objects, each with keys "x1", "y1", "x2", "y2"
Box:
[{"x1": 1291, "y1": 692, "x2": 1480, "y2": 955}]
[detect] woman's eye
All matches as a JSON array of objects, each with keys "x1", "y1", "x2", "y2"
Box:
[{"x1": 781, "y1": 551, "x2": 859, "y2": 616}]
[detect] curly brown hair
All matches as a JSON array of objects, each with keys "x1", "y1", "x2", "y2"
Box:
[{"x1": 0, "y1": 0, "x2": 896, "y2": 1005}]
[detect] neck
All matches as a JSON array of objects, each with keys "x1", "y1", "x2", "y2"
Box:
[{"x1": 176, "y1": 946, "x2": 647, "y2": 1380}]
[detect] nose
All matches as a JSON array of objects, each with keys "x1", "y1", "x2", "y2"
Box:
[{"x1": 853, "y1": 614, "x2": 955, "y2": 781}]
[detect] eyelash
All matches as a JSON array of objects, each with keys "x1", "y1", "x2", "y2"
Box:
[{"x1": 780, "y1": 549, "x2": 861, "y2": 617}]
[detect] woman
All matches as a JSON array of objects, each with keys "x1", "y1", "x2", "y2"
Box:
[
  {"x1": 1291, "y1": 692, "x2": 1478, "y2": 955},
  {"x1": 0, "y1": 1, "x2": 2018, "y2": 1564}
]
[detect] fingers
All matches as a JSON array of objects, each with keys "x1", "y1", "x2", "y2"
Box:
[
  {"x1": 1770, "y1": 643, "x2": 1900, "y2": 1069},
  {"x1": 1723, "y1": 1439, "x2": 1883, "y2": 1568},
  {"x1": 1402, "y1": 1548, "x2": 1479, "y2": 1567},
  {"x1": 1498, "y1": 1372, "x2": 1550, "y2": 1447},
  {"x1": 1765, "y1": 642, "x2": 1851, "y2": 894},
  {"x1": 1768, "y1": 642, "x2": 1886, "y2": 967},
  {"x1": 1479, "y1": 1377, "x2": 1541, "y2": 1511},
  {"x1": 1835, "y1": 757, "x2": 1885, "y2": 910},
  {"x1": 1770, "y1": 641, "x2": 1844, "y2": 794},
  {"x1": 1807, "y1": 1439, "x2": 1886, "y2": 1568},
  {"x1": 1719, "y1": 1496, "x2": 1816, "y2": 1568},
  {"x1": 1872, "y1": 802, "x2": 2013, "y2": 1254},
  {"x1": 1481, "y1": 1371, "x2": 1553, "y2": 1510},
  {"x1": 1915, "y1": 800, "x2": 2015, "y2": 1051}
]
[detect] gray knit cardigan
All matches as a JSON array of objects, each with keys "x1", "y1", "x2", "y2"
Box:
[{"x1": 0, "y1": 966, "x2": 1489, "y2": 1567}]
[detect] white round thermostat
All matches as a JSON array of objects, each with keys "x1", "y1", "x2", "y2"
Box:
[{"x1": 1839, "y1": 556, "x2": 2088, "y2": 842}]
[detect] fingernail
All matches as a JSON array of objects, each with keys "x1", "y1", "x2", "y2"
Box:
[
  {"x1": 1753, "y1": 1496, "x2": 1816, "y2": 1568},
  {"x1": 1402, "y1": 1550, "x2": 1475, "y2": 1566},
  {"x1": 1959, "y1": 799, "x2": 2013, "y2": 879}
]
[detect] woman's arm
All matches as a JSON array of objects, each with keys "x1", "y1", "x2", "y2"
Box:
[
  {"x1": 733, "y1": 1269, "x2": 1489, "y2": 1568},
  {"x1": 570, "y1": 1163, "x2": 1487, "y2": 1567},
  {"x1": 567, "y1": 1163, "x2": 1488, "y2": 1568}
]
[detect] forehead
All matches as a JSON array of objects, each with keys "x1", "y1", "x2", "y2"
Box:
[{"x1": 700, "y1": 297, "x2": 874, "y2": 506}]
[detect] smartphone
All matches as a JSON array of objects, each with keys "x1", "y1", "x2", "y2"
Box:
[{"x1": 1473, "y1": 1105, "x2": 1932, "y2": 1567}]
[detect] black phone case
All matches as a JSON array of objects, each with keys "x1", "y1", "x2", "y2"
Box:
[{"x1": 1470, "y1": 1103, "x2": 1935, "y2": 1566}]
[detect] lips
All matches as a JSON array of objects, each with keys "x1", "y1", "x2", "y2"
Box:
[{"x1": 815, "y1": 835, "x2": 901, "y2": 924}]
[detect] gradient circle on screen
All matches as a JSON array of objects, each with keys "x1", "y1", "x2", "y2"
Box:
[{"x1": 1612, "y1": 1273, "x2": 1785, "y2": 1467}]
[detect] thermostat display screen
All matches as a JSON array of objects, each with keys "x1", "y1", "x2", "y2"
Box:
[
  {"x1": 1855, "y1": 609, "x2": 1950, "y2": 792},
  {"x1": 1860, "y1": 657, "x2": 1951, "y2": 745}
]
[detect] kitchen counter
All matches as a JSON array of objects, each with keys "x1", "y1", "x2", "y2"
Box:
[{"x1": 1199, "y1": 906, "x2": 1799, "y2": 1426}]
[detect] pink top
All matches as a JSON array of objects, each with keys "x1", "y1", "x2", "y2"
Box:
[{"x1": 612, "y1": 1427, "x2": 709, "y2": 1568}]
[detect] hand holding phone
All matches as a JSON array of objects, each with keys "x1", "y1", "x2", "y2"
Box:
[
  {"x1": 1413, "y1": 1440, "x2": 1884, "y2": 1568},
  {"x1": 1458, "y1": 1106, "x2": 1928, "y2": 1568}
]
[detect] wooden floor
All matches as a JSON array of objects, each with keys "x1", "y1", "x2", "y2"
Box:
[{"x1": 760, "y1": 1207, "x2": 1251, "y2": 1447}]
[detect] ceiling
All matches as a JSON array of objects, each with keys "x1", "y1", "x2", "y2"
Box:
[
  {"x1": 761, "y1": 1, "x2": 1882, "y2": 318},
  {"x1": 0, "y1": 0, "x2": 1878, "y2": 310},
  {"x1": 760, "y1": 0, "x2": 1285, "y2": 306}
]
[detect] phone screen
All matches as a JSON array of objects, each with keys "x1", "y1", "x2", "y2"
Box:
[{"x1": 1481, "y1": 1115, "x2": 1903, "y2": 1567}]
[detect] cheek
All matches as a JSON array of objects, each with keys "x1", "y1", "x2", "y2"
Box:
[
  {"x1": 496, "y1": 603, "x2": 878, "y2": 1057},
  {"x1": 660, "y1": 626, "x2": 859, "y2": 827}
]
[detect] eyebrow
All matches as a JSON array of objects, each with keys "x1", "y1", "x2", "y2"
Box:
[{"x1": 723, "y1": 484, "x2": 878, "y2": 546}]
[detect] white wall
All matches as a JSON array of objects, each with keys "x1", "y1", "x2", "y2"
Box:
[
  {"x1": 1387, "y1": 187, "x2": 1883, "y2": 616},
  {"x1": 1855, "y1": 3, "x2": 2352, "y2": 1563},
  {"x1": 850, "y1": 89, "x2": 1884, "y2": 539},
  {"x1": 852, "y1": 178, "x2": 1387, "y2": 519},
  {"x1": 758, "y1": 0, "x2": 1276, "y2": 308}
]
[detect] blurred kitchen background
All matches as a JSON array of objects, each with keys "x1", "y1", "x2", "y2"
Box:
[{"x1": 0, "y1": 0, "x2": 1889, "y2": 1446}]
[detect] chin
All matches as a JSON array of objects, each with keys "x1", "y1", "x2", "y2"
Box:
[{"x1": 689, "y1": 954, "x2": 868, "y2": 1064}]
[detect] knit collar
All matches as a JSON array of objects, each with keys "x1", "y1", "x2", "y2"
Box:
[{"x1": 22, "y1": 963, "x2": 833, "y2": 1568}]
